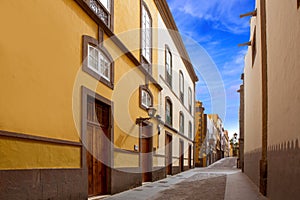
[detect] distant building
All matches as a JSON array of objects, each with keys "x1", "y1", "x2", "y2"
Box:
[
  {"x1": 194, "y1": 101, "x2": 206, "y2": 167},
  {"x1": 223, "y1": 130, "x2": 230, "y2": 157},
  {"x1": 208, "y1": 114, "x2": 223, "y2": 161},
  {"x1": 205, "y1": 115, "x2": 218, "y2": 165}
]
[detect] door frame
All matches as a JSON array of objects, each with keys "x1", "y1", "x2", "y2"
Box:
[
  {"x1": 179, "y1": 139, "x2": 184, "y2": 172},
  {"x1": 188, "y1": 144, "x2": 192, "y2": 169},
  {"x1": 165, "y1": 131, "x2": 172, "y2": 175},
  {"x1": 139, "y1": 121, "x2": 153, "y2": 182},
  {"x1": 81, "y1": 86, "x2": 114, "y2": 195}
]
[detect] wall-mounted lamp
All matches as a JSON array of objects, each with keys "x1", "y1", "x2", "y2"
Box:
[{"x1": 135, "y1": 107, "x2": 157, "y2": 124}]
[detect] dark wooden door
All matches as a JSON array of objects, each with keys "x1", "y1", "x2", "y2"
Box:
[
  {"x1": 165, "y1": 134, "x2": 172, "y2": 175},
  {"x1": 179, "y1": 140, "x2": 184, "y2": 172},
  {"x1": 86, "y1": 97, "x2": 110, "y2": 196},
  {"x1": 141, "y1": 124, "x2": 153, "y2": 182},
  {"x1": 188, "y1": 145, "x2": 192, "y2": 169}
]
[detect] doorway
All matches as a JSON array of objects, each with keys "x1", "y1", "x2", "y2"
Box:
[
  {"x1": 179, "y1": 140, "x2": 184, "y2": 172},
  {"x1": 86, "y1": 96, "x2": 110, "y2": 196},
  {"x1": 165, "y1": 133, "x2": 172, "y2": 175},
  {"x1": 140, "y1": 123, "x2": 153, "y2": 182},
  {"x1": 188, "y1": 144, "x2": 192, "y2": 169}
]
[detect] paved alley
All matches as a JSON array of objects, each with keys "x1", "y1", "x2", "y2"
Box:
[{"x1": 102, "y1": 157, "x2": 267, "y2": 200}]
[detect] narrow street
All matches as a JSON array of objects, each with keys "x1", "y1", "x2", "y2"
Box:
[{"x1": 104, "y1": 157, "x2": 267, "y2": 200}]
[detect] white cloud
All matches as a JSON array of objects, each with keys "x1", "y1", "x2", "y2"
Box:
[{"x1": 168, "y1": 0, "x2": 252, "y2": 34}]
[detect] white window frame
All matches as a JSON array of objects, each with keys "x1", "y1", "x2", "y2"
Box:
[
  {"x1": 88, "y1": 44, "x2": 111, "y2": 81},
  {"x1": 141, "y1": 89, "x2": 152, "y2": 108},
  {"x1": 166, "y1": 48, "x2": 172, "y2": 87},
  {"x1": 179, "y1": 71, "x2": 184, "y2": 103},
  {"x1": 188, "y1": 88, "x2": 192, "y2": 113},
  {"x1": 179, "y1": 112, "x2": 184, "y2": 134},
  {"x1": 100, "y1": 0, "x2": 110, "y2": 12},
  {"x1": 142, "y1": 4, "x2": 151, "y2": 63},
  {"x1": 165, "y1": 99, "x2": 172, "y2": 125}
]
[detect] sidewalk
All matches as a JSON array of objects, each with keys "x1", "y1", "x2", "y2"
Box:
[
  {"x1": 95, "y1": 158, "x2": 268, "y2": 200},
  {"x1": 225, "y1": 171, "x2": 268, "y2": 200}
]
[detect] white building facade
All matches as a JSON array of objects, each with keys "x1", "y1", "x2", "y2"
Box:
[{"x1": 153, "y1": 0, "x2": 198, "y2": 175}]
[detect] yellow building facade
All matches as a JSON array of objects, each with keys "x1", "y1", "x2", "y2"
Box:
[
  {"x1": 0, "y1": 0, "x2": 197, "y2": 199},
  {"x1": 194, "y1": 101, "x2": 206, "y2": 167}
]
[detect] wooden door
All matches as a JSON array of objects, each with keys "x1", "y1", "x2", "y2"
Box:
[
  {"x1": 165, "y1": 134, "x2": 172, "y2": 175},
  {"x1": 86, "y1": 97, "x2": 110, "y2": 196},
  {"x1": 188, "y1": 145, "x2": 192, "y2": 169},
  {"x1": 179, "y1": 140, "x2": 184, "y2": 172},
  {"x1": 141, "y1": 124, "x2": 153, "y2": 182}
]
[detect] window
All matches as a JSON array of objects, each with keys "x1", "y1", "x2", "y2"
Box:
[
  {"x1": 165, "y1": 46, "x2": 172, "y2": 87},
  {"x1": 81, "y1": 0, "x2": 113, "y2": 28},
  {"x1": 252, "y1": 27, "x2": 257, "y2": 67},
  {"x1": 179, "y1": 112, "x2": 184, "y2": 134},
  {"x1": 99, "y1": 0, "x2": 110, "y2": 12},
  {"x1": 179, "y1": 71, "x2": 184, "y2": 103},
  {"x1": 88, "y1": 45, "x2": 111, "y2": 81},
  {"x1": 188, "y1": 88, "x2": 192, "y2": 113},
  {"x1": 142, "y1": 90, "x2": 152, "y2": 108},
  {"x1": 139, "y1": 85, "x2": 153, "y2": 110},
  {"x1": 141, "y1": 2, "x2": 152, "y2": 73},
  {"x1": 83, "y1": 35, "x2": 114, "y2": 89},
  {"x1": 188, "y1": 121, "x2": 192, "y2": 139},
  {"x1": 165, "y1": 98, "x2": 173, "y2": 126}
]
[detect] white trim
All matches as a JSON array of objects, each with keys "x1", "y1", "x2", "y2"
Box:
[
  {"x1": 141, "y1": 89, "x2": 152, "y2": 108},
  {"x1": 87, "y1": 44, "x2": 111, "y2": 81}
]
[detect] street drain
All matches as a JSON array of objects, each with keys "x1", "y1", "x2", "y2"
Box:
[{"x1": 133, "y1": 189, "x2": 143, "y2": 191}]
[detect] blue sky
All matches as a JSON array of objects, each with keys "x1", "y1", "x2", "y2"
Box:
[{"x1": 166, "y1": 0, "x2": 255, "y2": 137}]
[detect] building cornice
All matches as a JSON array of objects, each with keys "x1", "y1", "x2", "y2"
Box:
[{"x1": 154, "y1": 0, "x2": 199, "y2": 83}]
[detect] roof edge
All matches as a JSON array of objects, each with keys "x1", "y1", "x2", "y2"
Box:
[{"x1": 154, "y1": 0, "x2": 199, "y2": 82}]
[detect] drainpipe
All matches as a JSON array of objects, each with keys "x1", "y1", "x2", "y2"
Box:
[{"x1": 260, "y1": 0, "x2": 268, "y2": 196}]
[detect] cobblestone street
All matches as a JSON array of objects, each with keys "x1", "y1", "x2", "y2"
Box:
[{"x1": 103, "y1": 157, "x2": 267, "y2": 200}]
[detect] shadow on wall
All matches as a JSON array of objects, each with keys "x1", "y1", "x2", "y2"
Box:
[{"x1": 267, "y1": 138, "x2": 300, "y2": 200}]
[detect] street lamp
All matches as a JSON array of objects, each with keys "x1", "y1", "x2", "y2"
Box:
[
  {"x1": 233, "y1": 133, "x2": 238, "y2": 157},
  {"x1": 233, "y1": 133, "x2": 238, "y2": 144},
  {"x1": 135, "y1": 107, "x2": 157, "y2": 124}
]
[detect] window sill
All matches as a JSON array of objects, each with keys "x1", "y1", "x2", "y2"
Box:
[{"x1": 83, "y1": 66, "x2": 114, "y2": 89}]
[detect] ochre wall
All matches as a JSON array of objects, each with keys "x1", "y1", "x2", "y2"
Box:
[
  {"x1": 0, "y1": 137, "x2": 81, "y2": 169},
  {"x1": 113, "y1": 0, "x2": 159, "y2": 79},
  {"x1": 114, "y1": 151, "x2": 139, "y2": 168},
  {"x1": 0, "y1": 0, "x2": 159, "y2": 169},
  {"x1": 0, "y1": 0, "x2": 97, "y2": 141}
]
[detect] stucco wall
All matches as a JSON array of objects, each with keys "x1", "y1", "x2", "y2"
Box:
[
  {"x1": 0, "y1": 0, "x2": 160, "y2": 169},
  {"x1": 267, "y1": 0, "x2": 300, "y2": 146},
  {"x1": 244, "y1": 15, "x2": 263, "y2": 153},
  {"x1": 157, "y1": 15, "x2": 195, "y2": 140}
]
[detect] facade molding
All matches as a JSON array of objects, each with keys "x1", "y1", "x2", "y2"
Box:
[{"x1": 0, "y1": 130, "x2": 82, "y2": 147}]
